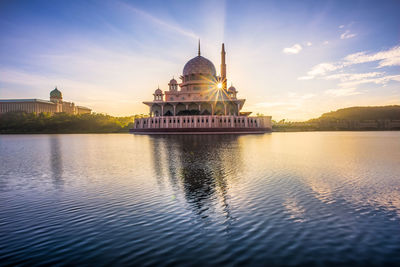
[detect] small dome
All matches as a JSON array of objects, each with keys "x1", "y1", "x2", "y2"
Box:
[
  {"x1": 155, "y1": 88, "x2": 162, "y2": 94},
  {"x1": 50, "y1": 87, "x2": 62, "y2": 99},
  {"x1": 183, "y1": 56, "x2": 216, "y2": 76},
  {"x1": 228, "y1": 85, "x2": 237, "y2": 92},
  {"x1": 169, "y1": 78, "x2": 177, "y2": 84}
]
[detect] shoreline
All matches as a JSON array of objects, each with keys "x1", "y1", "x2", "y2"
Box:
[{"x1": 1, "y1": 129, "x2": 399, "y2": 134}]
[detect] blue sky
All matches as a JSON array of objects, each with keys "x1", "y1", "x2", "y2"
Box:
[{"x1": 0, "y1": 0, "x2": 399, "y2": 120}]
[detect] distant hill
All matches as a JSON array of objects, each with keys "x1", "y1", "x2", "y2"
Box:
[
  {"x1": 273, "y1": 105, "x2": 400, "y2": 131},
  {"x1": 317, "y1": 105, "x2": 400, "y2": 121}
]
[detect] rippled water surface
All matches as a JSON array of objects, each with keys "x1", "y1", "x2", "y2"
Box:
[{"x1": 1, "y1": 132, "x2": 400, "y2": 266}]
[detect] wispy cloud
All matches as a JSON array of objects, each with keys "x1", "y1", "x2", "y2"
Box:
[
  {"x1": 344, "y1": 46, "x2": 400, "y2": 67},
  {"x1": 340, "y1": 30, "x2": 357, "y2": 39},
  {"x1": 306, "y1": 42, "x2": 312, "y2": 47},
  {"x1": 325, "y1": 72, "x2": 384, "y2": 81},
  {"x1": 325, "y1": 88, "x2": 360, "y2": 97},
  {"x1": 253, "y1": 93, "x2": 315, "y2": 110},
  {"x1": 254, "y1": 102, "x2": 293, "y2": 108},
  {"x1": 283, "y1": 44, "x2": 302, "y2": 54},
  {"x1": 339, "y1": 25, "x2": 345, "y2": 29},
  {"x1": 299, "y1": 45, "x2": 400, "y2": 80},
  {"x1": 338, "y1": 75, "x2": 400, "y2": 88},
  {"x1": 121, "y1": 3, "x2": 198, "y2": 40},
  {"x1": 299, "y1": 45, "x2": 400, "y2": 97},
  {"x1": 298, "y1": 63, "x2": 338, "y2": 80}
]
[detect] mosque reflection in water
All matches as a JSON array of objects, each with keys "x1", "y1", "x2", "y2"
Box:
[{"x1": 149, "y1": 135, "x2": 243, "y2": 219}]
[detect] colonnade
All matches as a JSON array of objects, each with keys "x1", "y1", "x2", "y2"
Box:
[
  {"x1": 149, "y1": 101, "x2": 242, "y2": 117},
  {"x1": 134, "y1": 115, "x2": 271, "y2": 130}
]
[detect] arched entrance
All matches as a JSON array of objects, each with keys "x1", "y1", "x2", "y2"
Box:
[
  {"x1": 152, "y1": 104, "x2": 161, "y2": 117},
  {"x1": 164, "y1": 103, "x2": 173, "y2": 116},
  {"x1": 201, "y1": 102, "x2": 212, "y2": 115},
  {"x1": 176, "y1": 103, "x2": 186, "y2": 115},
  {"x1": 214, "y1": 102, "x2": 225, "y2": 115}
]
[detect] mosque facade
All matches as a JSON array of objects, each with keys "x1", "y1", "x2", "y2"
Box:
[
  {"x1": 0, "y1": 88, "x2": 91, "y2": 115},
  {"x1": 131, "y1": 43, "x2": 271, "y2": 134}
]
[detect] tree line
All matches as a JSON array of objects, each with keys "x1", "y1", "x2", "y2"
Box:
[
  {"x1": 0, "y1": 112, "x2": 147, "y2": 134},
  {"x1": 273, "y1": 105, "x2": 400, "y2": 131}
]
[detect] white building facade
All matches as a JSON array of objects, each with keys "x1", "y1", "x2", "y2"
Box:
[{"x1": 0, "y1": 88, "x2": 91, "y2": 115}]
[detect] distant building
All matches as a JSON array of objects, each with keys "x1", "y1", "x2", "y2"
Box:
[{"x1": 0, "y1": 88, "x2": 91, "y2": 115}]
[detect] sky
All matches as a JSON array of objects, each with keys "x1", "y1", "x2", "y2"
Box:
[{"x1": 0, "y1": 0, "x2": 399, "y2": 120}]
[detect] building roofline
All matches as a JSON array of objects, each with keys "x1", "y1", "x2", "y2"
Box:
[
  {"x1": 76, "y1": 106, "x2": 91, "y2": 110},
  {"x1": 143, "y1": 99, "x2": 245, "y2": 106},
  {"x1": 0, "y1": 99, "x2": 55, "y2": 104}
]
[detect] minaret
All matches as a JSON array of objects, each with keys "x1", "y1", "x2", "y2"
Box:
[
  {"x1": 198, "y1": 39, "x2": 201, "y2": 56},
  {"x1": 221, "y1": 43, "x2": 227, "y2": 90}
]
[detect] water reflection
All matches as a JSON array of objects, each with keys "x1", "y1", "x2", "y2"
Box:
[
  {"x1": 49, "y1": 135, "x2": 63, "y2": 189},
  {"x1": 2, "y1": 133, "x2": 400, "y2": 265},
  {"x1": 149, "y1": 135, "x2": 242, "y2": 221},
  {"x1": 150, "y1": 137, "x2": 166, "y2": 189}
]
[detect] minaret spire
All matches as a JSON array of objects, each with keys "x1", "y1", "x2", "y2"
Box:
[
  {"x1": 221, "y1": 43, "x2": 227, "y2": 90},
  {"x1": 198, "y1": 39, "x2": 201, "y2": 56}
]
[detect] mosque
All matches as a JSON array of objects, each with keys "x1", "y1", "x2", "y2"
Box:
[{"x1": 131, "y1": 42, "x2": 271, "y2": 134}]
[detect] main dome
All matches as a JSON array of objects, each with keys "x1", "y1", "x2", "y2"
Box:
[{"x1": 183, "y1": 56, "x2": 216, "y2": 76}]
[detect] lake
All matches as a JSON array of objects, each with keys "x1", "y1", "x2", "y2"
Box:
[{"x1": 1, "y1": 132, "x2": 400, "y2": 265}]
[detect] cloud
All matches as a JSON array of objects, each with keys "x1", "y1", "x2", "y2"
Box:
[
  {"x1": 254, "y1": 102, "x2": 292, "y2": 108},
  {"x1": 339, "y1": 25, "x2": 345, "y2": 29},
  {"x1": 298, "y1": 75, "x2": 314, "y2": 80},
  {"x1": 299, "y1": 45, "x2": 400, "y2": 98},
  {"x1": 253, "y1": 93, "x2": 315, "y2": 111},
  {"x1": 323, "y1": 41, "x2": 329, "y2": 45},
  {"x1": 121, "y1": 3, "x2": 198, "y2": 40},
  {"x1": 379, "y1": 56, "x2": 400, "y2": 67},
  {"x1": 325, "y1": 72, "x2": 384, "y2": 81},
  {"x1": 298, "y1": 63, "x2": 339, "y2": 80},
  {"x1": 344, "y1": 46, "x2": 400, "y2": 67},
  {"x1": 340, "y1": 30, "x2": 357, "y2": 39},
  {"x1": 301, "y1": 93, "x2": 316, "y2": 99},
  {"x1": 339, "y1": 75, "x2": 400, "y2": 88},
  {"x1": 306, "y1": 42, "x2": 312, "y2": 47},
  {"x1": 325, "y1": 88, "x2": 361, "y2": 97},
  {"x1": 283, "y1": 44, "x2": 303, "y2": 54},
  {"x1": 299, "y1": 45, "x2": 400, "y2": 80},
  {"x1": 287, "y1": 92, "x2": 315, "y2": 99}
]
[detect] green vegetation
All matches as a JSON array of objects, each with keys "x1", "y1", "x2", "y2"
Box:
[
  {"x1": 273, "y1": 105, "x2": 400, "y2": 131},
  {"x1": 272, "y1": 120, "x2": 318, "y2": 132},
  {"x1": 0, "y1": 112, "x2": 147, "y2": 134},
  {"x1": 1, "y1": 105, "x2": 399, "y2": 133},
  {"x1": 317, "y1": 105, "x2": 400, "y2": 121}
]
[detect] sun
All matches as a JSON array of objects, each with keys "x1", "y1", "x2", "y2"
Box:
[{"x1": 217, "y1": 82, "x2": 222, "y2": 89}]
